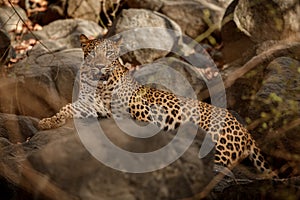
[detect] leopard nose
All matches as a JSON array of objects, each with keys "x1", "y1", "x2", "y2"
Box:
[{"x1": 95, "y1": 64, "x2": 105, "y2": 68}]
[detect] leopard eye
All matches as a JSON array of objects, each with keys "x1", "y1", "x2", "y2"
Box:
[
  {"x1": 101, "y1": 67, "x2": 109, "y2": 74},
  {"x1": 88, "y1": 50, "x2": 95, "y2": 57},
  {"x1": 106, "y1": 50, "x2": 114, "y2": 57}
]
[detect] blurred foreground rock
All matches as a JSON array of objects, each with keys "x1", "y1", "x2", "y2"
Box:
[
  {"x1": 0, "y1": 113, "x2": 300, "y2": 199},
  {"x1": 0, "y1": 114, "x2": 214, "y2": 200}
]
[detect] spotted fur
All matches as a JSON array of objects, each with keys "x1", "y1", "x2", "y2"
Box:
[{"x1": 39, "y1": 35, "x2": 277, "y2": 178}]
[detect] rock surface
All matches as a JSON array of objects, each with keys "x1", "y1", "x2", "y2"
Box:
[
  {"x1": 0, "y1": 113, "x2": 37, "y2": 143},
  {"x1": 26, "y1": 0, "x2": 102, "y2": 25},
  {"x1": 160, "y1": 0, "x2": 226, "y2": 39},
  {"x1": 221, "y1": 0, "x2": 300, "y2": 63},
  {"x1": 108, "y1": 8, "x2": 182, "y2": 64},
  {"x1": 127, "y1": 0, "x2": 230, "y2": 39},
  {"x1": 0, "y1": 5, "x2": 28, "y2": 32},
  {"x1": 214, "y1": 177, "x2": 300, "y2": 200},
  {"x1": 0, "y1": 19, "x2": 104, "y2": 119},
  {"x1": 133, "y1": 57, "x2": 207, "y2": 100},
  {"x1": 0, "y1": 47, "x2": 82, "y2": 118},
  {"x1": 0, "y1": 29, "x2": 11, "y2": 66},
  {"x1": 24, "y1": 18, "x2": 105, "y2": 47},
  {"x1": 248, "y1": 57, "x2": 300, "y2": 175},
  {"x1": 234, "y1": 0, "x2": 300, "y2": 42},
  {"x1": 0, "y1": 113, "x2": 214, "y2": 200},
  {"x1": 0, "y1": 1, "x2": 300, "y2": 199}
]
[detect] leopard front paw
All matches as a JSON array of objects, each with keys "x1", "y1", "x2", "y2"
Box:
[
  {"x1": 38, "y1": 117, "x2": 66, "y2": 130},
  {"x1": 38, "y1": 118, "x2": 54, "y2": 130}
]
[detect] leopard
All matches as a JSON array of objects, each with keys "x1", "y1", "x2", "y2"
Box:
[
  {"x1": 38, "y1": 34, "x2": 118, "y2": 129},
  {"x1": 39, "y1": 34, "x2": 277, "y2": 178}
]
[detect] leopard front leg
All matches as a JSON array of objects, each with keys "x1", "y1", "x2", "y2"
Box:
[
  {"x1": 38, "y1": 100, "x2": 108, "y2": 130},
  {"x1": 38, "y1": 114, "x2": 67, "y2": 130},
  {"x1": 39, "y1": 103, "x2": 77, "y2": 130}
]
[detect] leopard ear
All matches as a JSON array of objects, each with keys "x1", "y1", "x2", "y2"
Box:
[
  {"x1": 80, "y1": 34, "x2": 89, "y2": 50},
  {"x1": 80, "y1": 34, "x2": 89, "y2": 43}
]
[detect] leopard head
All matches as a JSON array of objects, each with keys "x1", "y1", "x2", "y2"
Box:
[{"x1": 80, "y1": 34, "x2": 122, "y2": 82}]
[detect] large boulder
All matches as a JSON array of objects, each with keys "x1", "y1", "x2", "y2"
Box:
[
  {"x1": 0, "y1": 19, "x2": 104, "y2": 119},
  {"x1": 7, "y1": 48, "x2": 81, "y2": 118},
  {"x1": 107, "y1": 8, "x2": 182, "y2": 64},
  {"x1": 126, "y1": 0, "x2": 164, "y2": 11},
  {"x1": 24, "y1": 19, "x2": 105, "y2": 47},
  {"x1": 0, "y1": 29, "x2": 11, "y2": 66},
  {"x1": 221, "y1": 0, "x2": 300, "y2": 63},
  {"x1": 247, "y1": 57, "x2": 300, "y2": 175},
  {"x1": 127, "y1": 0, "x2": 231, "y2": 39},
  {"x1": 24, "y1": 0, "x2": 102, "y2": 25},
  {"x1": 0, "y1": 113, "x2": 215, "y2": 199},
  {"x1": 1, "y1": 113, "x2": 300, "y2": 199},
  {"x1": 160, "y1": 0, "x2": 227, "y2": 39},
  {"x1": 225, "y1": 55, "x2": 300, "y2": 177},
  {"x1": 213, "y1": 177, "x2": 300, "y2": 200},
  {"x1": 133, "y1": 57, "x2": 207, "y2": 100},
  {"x1": 0, "y1": 113, "x2": 37, "y2": 143},
  {"x1": 233, "y1": 0, "x2": 300, "y2": 43},
  {"x1": 0, "y1": 5, "x2": 28, "y2": 33}
]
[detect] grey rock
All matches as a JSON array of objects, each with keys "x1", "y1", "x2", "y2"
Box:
[
  {"x1": 126, "y1": 0, "x2": 164, "y2": 11},
  {"x1": 127, "y1": 0, "x2": 229, "y2": 38},
  {"x1": 66, "y1": 0, "x2": 101, "y2": 23},
  {"x1": 27, "y1": 0, "x2": 101, "y2": 25},
  {"x1": 161, "y1": 0, "x2": 226, "y2": 39},
  {"x1": 0, "y1": 19, "x2": 105, "y2": 119},
  {"x1": 0, "y1": 116, "x2": 214, "y2": 199},
  {"x1": 247, "y1": 57, "x2": 300, "y2": 121},
  {"x1": 220, "y1": 0, "x2": 255, "y2": 63},
  {"x1": 24, "y1": 19, "x2": 105, "y2": 50},
  {"x1": 247, "y1": 57, "x2": 300, "y2": 174},
  {"x1": 108, "y1": 8, "x2": 182, "y2": 64},
  {"x1": 253, "y1": 56, "x2": 300, "y2": 126},
  {"x1": 256, "y1": 57, "x2": 300, "y2": 102},
  {"x1": 214, "y1": 177, "x2": 300, "y2": 199},
  {"x1": 0, "y1": 5, "x2": 28, "y2": 32},
  {"x1": 133, "y1": 57, "x2": 207, "y2": 100},
  {"x1": 0, "y1": 29, "x2": 11, "y2": 66},
  {"x1": 221, "y1": 0, "x2": 300, "y2": 63},
  {"x1": 2, "y1": 48, "x2": 83, "y2": 119},
  {"x1": 0, "y1": 113, "x2": 38, "y2": 142},
  {"x1": 234, "y1": 0, "x2": 300, "y2": 43}
]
